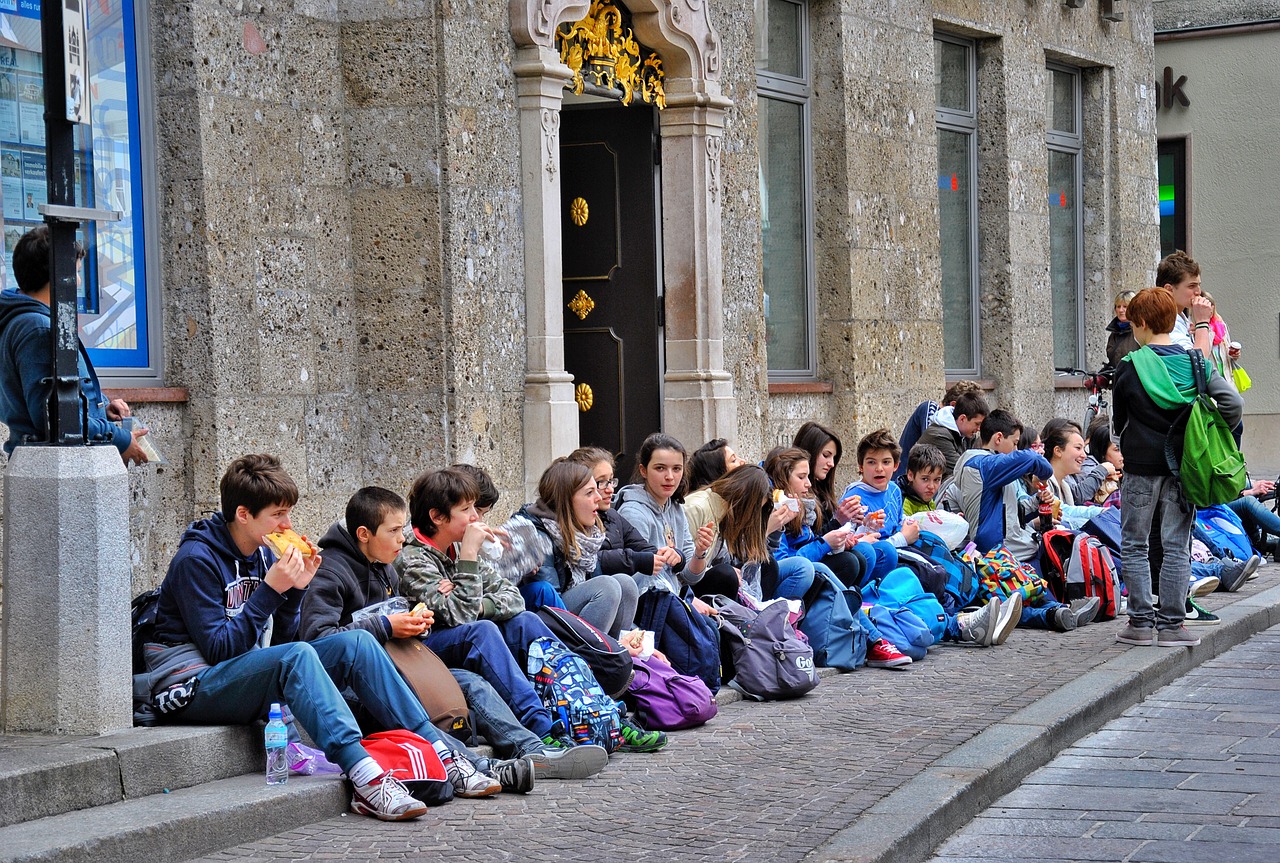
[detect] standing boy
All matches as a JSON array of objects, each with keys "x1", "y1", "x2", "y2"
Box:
[
  {"x1": 301, "y1": 485, "x2": 606, "y2": 779},
  {"x1": 1157, "y1": 250, "x2": 1213, "y2": 360},
  {"x1": 146, "y1": 455, "x2": 526, "y2": 821},
  {"x1": 1113, "y1": 288, "x2": 1243, "y2": 647}
]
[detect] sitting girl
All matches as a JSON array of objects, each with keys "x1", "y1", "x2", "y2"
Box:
[{"x1": 515, "y1": 459, "x2": 639, "y2": 638}]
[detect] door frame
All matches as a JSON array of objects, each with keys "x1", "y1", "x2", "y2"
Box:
[{"x1": 511, "y1": 0, "x2": 738, "y2": 499}]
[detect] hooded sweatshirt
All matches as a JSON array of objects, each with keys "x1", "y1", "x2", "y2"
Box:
[
  {"x1": 146, "y1": 513, "x2": 299, "y2": 693},
  {"x1": 613, "y1": 483, "x2": 700, "y2": 594},
  {"x1": 893, "y1": 399, "x2": 940, "y2": 481},
  {"x1": 0, "y1": 289, "x2": 130, "y2": 454},
  {"x1": 300, "y1": 520, "x2": 398, "y2": 643},
  {"x1": 915, "y1": 406, "x2": 972, "y2": 482},
  {"x1": 394, "y1": 529, "x2": 526, "y2": 627},
  {"x1": 1113, "y1": 345, "x2": 1242, "y2": 476},
  {"x1": 953, "y1": 448, "x2": 1053, "y2": 557}
]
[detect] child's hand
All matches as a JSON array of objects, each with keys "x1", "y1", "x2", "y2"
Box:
[
  {"x1": 863, "y1": 509, "x2": 886, "y2": 532},
  {"x1": 823, "y1": 528, "x2": 849, "y2": 551},
  {"x1": 437, "y1": 578, "x2": 455, "y2": 596},
  {"x1": 691, "y1": 597, "x2": 717, "y2": 617},
  {"x1": 458, "y1": 521, "x2": 495, "y2": 560},
  {"x1": 901, "y1": 519, "x2": 921, "y2": 544},
  {"x1": 694, "y1": 522, "x2": 716, "y2": 555},
  {"x1": 386, "y1": 612, "x2": 429, "y2": 639},
  {"x1": 836, "y1": 495, "x2": 866, "y2": 525},
  {"x1": 766, "y1": 506, "x2": 791, "y2": 535},
  {"x1": 653, "y1": 545, "x2": 682, "y2": 573},
  {"x1": 1036, "y1": 486, "x2": 1054, "y2": 504}
]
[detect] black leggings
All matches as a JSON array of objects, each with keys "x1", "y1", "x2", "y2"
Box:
[
  {"x1": 822, "y1": 550, "x2": 865, "y2": 589},
  {"x1": 691, "y1": 562, "x2": 741, "y2": 599}
]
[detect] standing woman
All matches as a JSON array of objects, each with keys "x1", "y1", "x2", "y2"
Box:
[
  {"x1": 613, "y1": 434, "x2": 716, "y2": 609},
  {"x1": 516, "y1": 459, "x2": 639, "y2": 637}
]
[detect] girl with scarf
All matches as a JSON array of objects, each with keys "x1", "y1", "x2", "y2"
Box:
[{"x1": 516, "y1": 459, "x2": 638, "y2": 637}]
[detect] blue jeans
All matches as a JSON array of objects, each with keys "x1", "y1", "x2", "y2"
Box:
[
  {"x1": 772, "y1": 557, "x2": 815, "y2": 600},
  {"x1": 851, "y1": 540, "x2": 900, "y2": 587},
  {"x1": 424, "y1": 615, "x2": 556, "y2": 738},
  {"x1": 1122, "y1": 473, "x2": 1193, "y2": 630},
  {"x1": 450, "y1": 669, "x2": 544, "y2": 759},
  {"x1": 179, "y1": 630, "x2": 449, "y2": 774}
]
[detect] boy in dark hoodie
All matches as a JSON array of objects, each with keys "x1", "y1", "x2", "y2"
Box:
[
  {"x1": 146, "y1": 455, "x2": 530, "y2": 820},
  {"x1": 915, "y1": 391, "x2": 990, "y2": 482},
  {"x1": 302, "y1": 485, "x2": 605, "y2": 779},
  {"x1": 0, "y1": 226, "x2": 146, "y2": 461},
  {"x1": 1113, "y1": 288, "x2": 1243, "y2": 648}
]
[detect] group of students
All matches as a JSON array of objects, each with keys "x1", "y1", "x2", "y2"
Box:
[{"x1": 136, "y1": 248, "x2": 1272, "y2": 824}]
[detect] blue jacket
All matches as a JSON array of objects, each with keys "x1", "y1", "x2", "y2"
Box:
[
  {"x1": 893, "y1": 400, "x2": 938, "y2": 480},
  {"x1": 773, "y1": 521, "x2": 833, "y2": 563},
  {"x1": 953, "y1": 449, "x2": 1053, "y2": 555},
  {"x1": 841, "y1": 480, "x2": 905, "y2": 542},
  {"x1": 151, "y1": 513, "x2": 302, "y2": 666},
  {"x1": 0, "y1": 289, "x2": 129, "y2": 454}
]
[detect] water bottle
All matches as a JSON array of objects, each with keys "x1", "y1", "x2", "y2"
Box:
[{"x1": 264, "y1": 703, "x2": 288, "y2": 785}]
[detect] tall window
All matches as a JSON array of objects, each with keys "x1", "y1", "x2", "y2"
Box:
[
  {"x1": 0, "y1": 2, "x2": 155, "y2": 376},
  {"x1": 934, "y1": 35, "x2": 978, "y2": 374},
  {"x1": 756, "y1": 0, "x2": 815, "y2": 378},
  {"x1": 1046, "y1": 63, "x2": 1083, "y2": 370},
  {"x1": 1158, "y1": 138, "x2": 1188, "y2": 258}
]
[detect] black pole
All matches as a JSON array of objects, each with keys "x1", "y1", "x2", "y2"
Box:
[{"x1": 40, "y1": 0, "x2": 87, "y2": 445}]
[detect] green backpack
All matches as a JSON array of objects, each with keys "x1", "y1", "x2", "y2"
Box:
[{"x1": 1163, "y1": 352, "x2": 1247, "y2": 506}]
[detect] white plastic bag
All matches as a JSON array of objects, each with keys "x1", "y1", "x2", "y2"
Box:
[{"x1": 906, "y1": 509, "x2": 969, "y2": 550}]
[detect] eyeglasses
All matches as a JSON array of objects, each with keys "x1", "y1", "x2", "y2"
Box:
[{"x1": 596, "y1": 478, "x2": 619, "y2": 491}]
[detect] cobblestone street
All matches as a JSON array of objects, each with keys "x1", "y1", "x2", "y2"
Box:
[
  {"x1": 184, "y1": 570, "x2": 1279, "y2": 863},
  {"x1": 929, "y1": 623, "x2": 1280, "y2": 863}
]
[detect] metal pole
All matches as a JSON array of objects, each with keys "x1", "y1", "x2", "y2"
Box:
[{"x1": 40, "y1": 0, "x2": 86, "y2": 445}]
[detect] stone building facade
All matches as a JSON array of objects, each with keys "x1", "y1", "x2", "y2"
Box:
[{"x1": 0, "y1": 0, "x2": 1159, "y2": 590}]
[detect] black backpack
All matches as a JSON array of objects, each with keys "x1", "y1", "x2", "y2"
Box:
[
  {"x1": 130, "y1": 588, "x2": 162, "y2": 675},
  {"x1": 535, "y1": 606, "x2": 633, "y2": 699}
]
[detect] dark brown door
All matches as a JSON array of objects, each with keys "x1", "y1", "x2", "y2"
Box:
[{"x1": 560, "y1": 103, "x2": 661, "y2": 480}]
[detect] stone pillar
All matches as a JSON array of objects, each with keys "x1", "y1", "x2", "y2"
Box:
[
  {"x1": 516, "y1": 45, "x2": 580, "y2": 500},
  {"x1": 2, "y1": 446, "x2": 131, "y2": 734},
  {"x1": 659, "y1": 83, "x2": 739, "y2": 448}
]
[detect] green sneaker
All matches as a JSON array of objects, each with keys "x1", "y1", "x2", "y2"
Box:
[
  {"x1": 619, "y1": 715, "x2": 668, "y2": 753},
  {"x1": 1184, "y1": 596, "x2": 1220, "y2": 626},
  {"x1": 541, "y1": 733, "x2": 574, "y2": 750}
]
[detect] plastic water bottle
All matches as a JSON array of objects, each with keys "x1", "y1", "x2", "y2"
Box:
[{"x1": 264, "y1": 703, "x2": 289, "y2": 785}]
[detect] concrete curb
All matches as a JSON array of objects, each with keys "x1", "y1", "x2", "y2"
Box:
[{"x1": 802, "y1": 580, "x2": 1280, "y2": 863}]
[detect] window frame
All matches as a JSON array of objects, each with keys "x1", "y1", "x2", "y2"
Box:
[
  {"x1": 756, "y1": 0, "x2": 817, "y2": 381},
  {"x1": 1046, "y1": 61, "x2": 1085, "y2": 370},
  {"x1": 933, "y1": 33, "x2": 980, "y2": 376}
]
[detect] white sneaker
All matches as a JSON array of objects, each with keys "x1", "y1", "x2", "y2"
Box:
[
  {"x1": 957, "y1": 598, "x2": 998, "y2": 646},
  {"x1": 1188, "y1": 574, "x2": 1220, "y2": 597},
  {"x1": 446, "y1": 751, "x2": 501, "y2": 798},
  {"x1": 350, "y1": 770, "x2": 429, "y2": 821},
  {"x1": 993, "y1": 592, "x2": 1022, "y2": 645}
]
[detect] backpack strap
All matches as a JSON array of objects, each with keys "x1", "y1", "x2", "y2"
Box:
[{"x1": 1164, "y1": 350, "x2": 1206, "y2": 478}]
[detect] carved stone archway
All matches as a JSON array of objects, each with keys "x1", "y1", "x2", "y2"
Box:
[{"x1": 511, "y1": 0, "x2": 737, "y2": 497}]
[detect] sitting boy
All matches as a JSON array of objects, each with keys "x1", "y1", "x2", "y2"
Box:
[
  {"x1": 915, "y1": 391, "x2": 989, "y2": 482},
  {"x1": 898, "y1": 443, "x2": 946, "y2": 517},
  {"x1": 952, "y1": 412, "x2": 1094, "y2": 632},
  {"x1": 845, "y1": 429, "x2": 1010, "y2": 647},
  {"x1": 301, "y1": 485, "x2": 607, "y2": 779},
  {"x1": 395, "y1": 468, "x2": 569, "y2": 747},
  {"x1": 144, "y1": 455, "x2": 526, "y2": 821}
]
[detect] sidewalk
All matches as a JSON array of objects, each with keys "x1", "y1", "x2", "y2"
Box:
[
  {"x1": 4, "y1": 567, "x2": 1278, "y2": 863},
  {"x1": 184, "y1": 566, "x2": 1280, "y2": 863}
]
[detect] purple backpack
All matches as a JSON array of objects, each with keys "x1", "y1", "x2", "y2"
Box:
[{"x1": 626, "y1": 656, "x2": 718, "y2": 731}]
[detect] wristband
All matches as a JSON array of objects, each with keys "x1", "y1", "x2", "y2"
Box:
[
  {"x1": 1194, "y1": 322, "x2": 1211, "y2": 330},
  {"x1": 694, "y1": 550, "x2": 707, "y2": 560}
]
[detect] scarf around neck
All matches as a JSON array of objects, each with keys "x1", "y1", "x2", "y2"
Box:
[
  {"x1": 1124, "y1": 345, "x2": 1197, "y2": 410},
  {"x1": 530, "y1": 500, "x2": 604, "y2": 589}
]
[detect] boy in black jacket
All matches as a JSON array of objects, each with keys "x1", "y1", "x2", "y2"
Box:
[
  {"x1": 1113, "y1": 288, "x2": 1243, "y2": 647},
  {"x1": 301, "y1": 486, "x2": 606, "y2": 779}
]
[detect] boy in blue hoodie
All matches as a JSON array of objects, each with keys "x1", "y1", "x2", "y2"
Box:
[
  {"x1": 146, "y1": 454, "x2": 532, "y2": 820},
  {"x1": 0, "y1": 226, "x2": 146, "y2": 461}
]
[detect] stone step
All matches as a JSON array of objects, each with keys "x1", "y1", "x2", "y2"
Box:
[
  {"x1": 0, "y1": 772, "x2": 348, "y2": 863},
  {"x1": 0, "y1": 725, "x2": 260, "y2": 829}
]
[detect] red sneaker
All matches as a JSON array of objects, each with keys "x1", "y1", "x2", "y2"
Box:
[{"x1": 866, "y1": 639, "x2": 913, "y2": 669}]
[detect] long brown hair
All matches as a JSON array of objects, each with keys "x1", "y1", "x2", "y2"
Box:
[
  {"x1": 792, "y1": 422, "x2": 842, "y2": 522},
  {"x1": 708, "y1": 464, "x2": 771, "y2": 563},
  {"x1": 536, "y1": 458, "x2": 600, "y2": 560},
  {"x1": 764, "y1": 446, "x2": 811, "y2": 538}
]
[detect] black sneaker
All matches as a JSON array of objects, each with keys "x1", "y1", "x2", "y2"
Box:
[
  {"x1": 1184, "y1": 596, "x2": 1220, "y2": 626},
  {"x1": 488, "y1": 755, "x2": 535, "y2": 794},
  {"x1": 619, "y1": 715, "x2": 668, "y2": 752}
]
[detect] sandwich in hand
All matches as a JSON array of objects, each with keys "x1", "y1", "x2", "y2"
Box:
[{"x1": 264, "y1": 528, "x2": 313, "y2": 557}]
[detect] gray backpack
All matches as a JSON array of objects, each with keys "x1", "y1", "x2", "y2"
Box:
[{"x1": 712, "y1": 596, "x2": 819, "y2": 701}]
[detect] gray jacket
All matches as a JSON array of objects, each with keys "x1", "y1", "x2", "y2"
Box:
[{"x1": 614, "y1": 483, "x2": 702, "y2": 595}]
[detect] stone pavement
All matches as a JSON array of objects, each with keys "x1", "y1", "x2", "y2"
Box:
[
  {"x1": 183, "y1": 567, "x2": 1280, "y2": 863},
  {"x1": 927, "y1": 622, "x2": 1280, "y2": 863}
]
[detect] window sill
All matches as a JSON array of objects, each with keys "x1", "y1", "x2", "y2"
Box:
[
  {"x1": 1053, "y1": 378, "x2": 1086, "y2": 390},
  {"x1": 103, "y1": 387, "x2": 191, "y2": 403},
  {"x1": 768, "y1": 381, "x2": 834, "y2": 395}
]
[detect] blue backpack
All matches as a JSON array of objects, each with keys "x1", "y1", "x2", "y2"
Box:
[
  {"x1": 797, "y1": 568, "x2": 867, "y2": 671},
  {"x1": 911, "y1": 530, "x2": 980, "y2": 610},
  {"x1": 635, "y1": 589, "x2": 721, "y2": 692},
  {"x1": 862, "y1": 566, "x2": 946, "y2": 644},
  {"x1": 866, "y1": 604, "x2": 932, "y2": 661},
  {"x1": 527, "y1": 637, "x2": 623, "y2": 752},
  {"x1": 1194, "y1": 504, "x2": 1254, "y2": 562}
]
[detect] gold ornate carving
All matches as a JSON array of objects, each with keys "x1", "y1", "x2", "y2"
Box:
[
  {"x1": 575, "y1": 383, "x2": 594, "y2": 412},
  {"x1": 557, "y1": 0, "x2": 666, "y2": 109},
  {"x1": 570, "y1": 197, "x2": 590, "y2": 226},
  {"x1": 568, "y1": 289, "x2": 596, "y2": 320}
]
